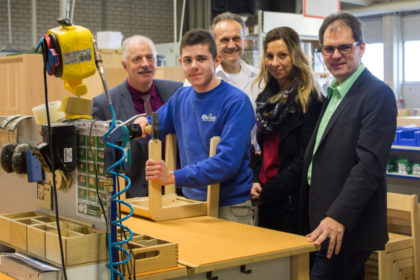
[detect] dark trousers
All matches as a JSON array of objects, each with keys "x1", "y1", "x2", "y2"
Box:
[{"x1": 310, "y1": 250, "x2": 371, "y2": 280}]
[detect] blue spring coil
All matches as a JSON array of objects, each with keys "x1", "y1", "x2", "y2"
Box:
[{"x1": 103, "y1": 104, "x2": 134, "y2": 280}]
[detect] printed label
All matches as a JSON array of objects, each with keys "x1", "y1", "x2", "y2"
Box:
[
  {"x1": 64, "y1": 148, "x2": 72, "y2": 163},
  {"x1": 63, "y1": 48, "x2": 92, "y2": 65}
]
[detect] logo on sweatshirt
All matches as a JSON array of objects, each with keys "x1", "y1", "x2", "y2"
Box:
[{"x1": 202, "y1": 113, "x2": 216, "y2": 122}]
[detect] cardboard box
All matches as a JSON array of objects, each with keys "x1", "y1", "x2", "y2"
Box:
[{"x1": 96, "y1": 31, "x2": 123, "y2": 50}]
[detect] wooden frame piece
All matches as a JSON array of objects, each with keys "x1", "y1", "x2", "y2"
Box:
[
  {"x1": 122, "y1": 134, "x2": 220, "y2": 221},
  {"x1": 366, "y1": 192, "x2": 420, "y2": 280}
]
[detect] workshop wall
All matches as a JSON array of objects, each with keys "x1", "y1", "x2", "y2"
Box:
[{"x1": 0, "y1": 0, "x2": 175, "y2": 51}]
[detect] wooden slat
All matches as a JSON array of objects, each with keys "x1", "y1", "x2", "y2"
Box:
[
  {"x1": 206, "y1": 137, "x2": 220, "y2": 218},
  {"x1": 164, "y1": 134, "x2": 177, "y2": 195}
]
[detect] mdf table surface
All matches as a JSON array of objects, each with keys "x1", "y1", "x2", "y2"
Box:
[
  {"x1": 0, "y1": 272, "x2": 14, "y2": 280},
  {"x1": 124, "y1": 215, "x2": 319, "y2": 273}
]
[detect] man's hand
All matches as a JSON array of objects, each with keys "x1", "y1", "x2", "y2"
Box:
[
  {"x1": 307, "y1": 217, "x2": 345, "y2": 259},
  {"x1": 145, "y1": 159, "x2": 175, "y2": 185},
  {"x1": 134, "y1": 116, "x2": 150, "y2": 138},
  {"x1": 251, "y1": 182, "x2": 262, "y2": 200}
]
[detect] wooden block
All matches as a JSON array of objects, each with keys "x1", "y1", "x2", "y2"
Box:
[
  {"x1": 207, "y1": 137, "x2": 220, "y2": 218},
  {"x1": 164, "y1": 134, "x2": 177, "y2": 195},
  {"x1": 291, "y1": 253, "x2": 309, "y2": 280},
  {"x1": 27, "y1": 224, "x2": 56, "y2": 258},
  {"x1": 121, "y1": 233, "x2": 178, "y2": 275},
  {"x1": 0, "y1": 212, "x2": 45, "y2": 248},
  {"x1": 45, "y1": 227, "x2": 107, "y2": 266}
]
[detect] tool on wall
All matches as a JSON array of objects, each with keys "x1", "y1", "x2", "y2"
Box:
[
  {"x1": 35, "y1": 17, "x2": 149, "y2": 279},
  {"x1": 36, "y1": 18, "x2": 96, "y2": 120},
  {"x1": 0, "y1": 116, "x2": 35, "y2": 175}
]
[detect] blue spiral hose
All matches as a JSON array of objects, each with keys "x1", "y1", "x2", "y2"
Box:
[{"x1": 102, "y1": 104, "x2": 134, "y2": 280}]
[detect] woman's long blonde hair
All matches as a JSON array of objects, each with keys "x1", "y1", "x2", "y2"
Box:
[{"x1": 253, "y1": 27, "x2": 322, "y2": 113}]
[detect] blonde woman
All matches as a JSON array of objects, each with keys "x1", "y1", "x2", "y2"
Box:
[{"x1": 251, "y1": 27, "x2": 324, "y2": 233}]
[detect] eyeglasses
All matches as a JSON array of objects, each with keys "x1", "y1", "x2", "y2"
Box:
[{"x1": 321, "y1": 42, "x2": 360, "y2": 56}]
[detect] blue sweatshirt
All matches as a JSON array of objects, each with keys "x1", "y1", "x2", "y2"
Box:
[{"x1": 157, "y1": 81, "x2": 255, "y2": 206}]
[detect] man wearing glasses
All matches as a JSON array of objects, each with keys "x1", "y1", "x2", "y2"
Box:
[{"x1": 300, "y1": 12, "x2": 397, "y2": 279}]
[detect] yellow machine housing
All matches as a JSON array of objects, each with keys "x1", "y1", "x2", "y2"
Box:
[{"x1": 48, "y1": 25, "x2": 96, "y2": 97}]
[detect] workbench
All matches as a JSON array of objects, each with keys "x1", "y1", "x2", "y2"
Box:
[{"x1": 124, "y1": 215, "x2": 319, "y2": 280}]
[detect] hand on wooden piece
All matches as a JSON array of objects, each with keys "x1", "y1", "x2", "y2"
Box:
[
  {"x1": 307, "y1": 217, "x2": 345, "y2": 259},
  {"x1": 145, "y1": 159, "x2": 175, "y2": 185}
]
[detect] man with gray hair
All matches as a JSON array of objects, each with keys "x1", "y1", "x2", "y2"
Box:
[
  {"x1": 92, "y1": 35, "x2": 182, "y2": 198},
  {"x1": 211, "y1": 12, "x2": 260, "y2": 151}
]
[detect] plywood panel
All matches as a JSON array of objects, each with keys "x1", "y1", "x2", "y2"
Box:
[
  {"x1": 124, "y1": 216, "x2": 318, "y2": 273},
  {"x1": 0, "y1": 54, "x2": 184, "y2": 116}
]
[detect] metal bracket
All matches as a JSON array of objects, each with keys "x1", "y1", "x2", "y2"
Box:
[
  {"x1": 240, "y1": 264, "x2": 252, "y2": 274},
  {"x1": 206, "y1": 271, "x2": 218, "y2": 280}
]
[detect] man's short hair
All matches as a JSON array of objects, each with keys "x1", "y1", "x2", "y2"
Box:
[
  {"x1": 210, "y1": 12, "x2": 246, "y2": 35},
  {"x1": 180, "y1": 29, "x2": 218, "y2": 60},
  {"x1": 319, "y1": 11, "x2": 364, "y2": 46},
  {"x1": 122, "y1": 35, "x2": 157, "y2": 63}
]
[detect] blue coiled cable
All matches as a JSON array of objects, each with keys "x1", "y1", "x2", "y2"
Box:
[{"x1": 102, "y1": 104, "x2": 134, "y2": 280}]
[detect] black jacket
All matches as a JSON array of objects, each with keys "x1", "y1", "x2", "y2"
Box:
[
  {"x1": 299, "y1": 69, "x2": 397, "y2": 251},
  {"x1": 92, "y1": 79, "x2": 183, "y2": 198},
  {"x1": 253, "y1": 83, "x2": 323, "y2": 233}
]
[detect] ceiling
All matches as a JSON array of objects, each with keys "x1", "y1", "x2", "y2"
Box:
[
  {"x1": 341, "y1": 0, "x2": 420, "y2": 9},
  {"x1": 341, "y1": 0, "x2": 420, "y2": 17}
]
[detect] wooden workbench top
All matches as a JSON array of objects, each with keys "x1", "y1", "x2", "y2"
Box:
[{"x1": 124, "y1": 216, "x2": 318, "y2": 273}]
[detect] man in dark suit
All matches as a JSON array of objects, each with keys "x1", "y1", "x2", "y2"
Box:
[
  {"x1": 92, "y1": 35, "x2": 182, "y2": 198},
  {"x1": 300, "y1": 12, "x2": 397, "y2": 280}
]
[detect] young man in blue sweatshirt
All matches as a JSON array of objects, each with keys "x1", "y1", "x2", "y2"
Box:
[{"x1": 137, "y1": 29, "x2": 255, "y2": 224}]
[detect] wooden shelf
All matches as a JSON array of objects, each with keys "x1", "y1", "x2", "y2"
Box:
[
  {"x1": 391, "y1": 145, "x2": 420, "y2": 152},
  {"x1": 387, "y1": 172, "x2": 420, "y2": 180}
]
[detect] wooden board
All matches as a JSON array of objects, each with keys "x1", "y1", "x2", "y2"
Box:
[
  {"x1": 0, "y1": 54, "x2": 184, "y2": 116},
  {"x1": 123, "y1": 216, "x2": 318, "y2": 273},
  {"x1": 134, "y1": 264, "x2": 187, "y2": 280},
  {"x1": 0, "y1": 272, "x2": 16, "y2": 280}
]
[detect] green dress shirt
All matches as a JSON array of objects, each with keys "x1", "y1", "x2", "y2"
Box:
[{"x1": 307, "y1": 64, "x2": 366, "y2": 185}]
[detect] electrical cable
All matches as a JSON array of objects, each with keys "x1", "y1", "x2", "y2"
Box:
[{"x1": 41, "y1": 43, "x2": 68, "y2": 280}]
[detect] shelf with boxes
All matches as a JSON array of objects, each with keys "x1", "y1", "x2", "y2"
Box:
[
  {"x1": 119, "y1": 230, "x2": 178, "y2": 275},
  {"x1": 0, "y1": 211, "x2": 180, "y2": 275},
  {"x1": 0, "y1": 212, "x2": 107, "y2": 266},
  {"x1": 387, "y1": 126, "x2": 420, "y2": 180},
  {"x1": 387, "y1": 146, "x2": 420, "y2": 180}
]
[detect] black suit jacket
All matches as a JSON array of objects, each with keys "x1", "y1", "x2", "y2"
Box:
[
  {"x1": 92, "y1": 79, "x2": 183, "y2": 197},
  {"x1": 300, "y1": 68, "x2": 397, "y2": 252}
]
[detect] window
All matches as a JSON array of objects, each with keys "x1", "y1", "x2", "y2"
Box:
[
  {"x1": 363, "y1": 43, "x2": 384, "y2": 81},
  {"x1": 404, "y1": 40, "x2": 420, "y2": 82}
]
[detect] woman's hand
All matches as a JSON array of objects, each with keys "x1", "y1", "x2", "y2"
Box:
[{"x1": 251, "y1": 182, "x2": 262, "y2": 200}]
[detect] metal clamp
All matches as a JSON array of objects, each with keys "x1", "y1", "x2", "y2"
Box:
[
  {"x1": 240, "y1": 264, "x2": 252, "y2": 274},
  {"x1": 206, "y1": 271, "x2": 218, "y2": 280},
  {"x1": 0, "y1": 115, "x2": 22, "y2": 129},
  {"x1": 7, "y1": 115, "x2": 34, "y2": 144}
]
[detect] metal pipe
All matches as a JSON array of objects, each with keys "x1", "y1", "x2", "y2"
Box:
[
  {"x1": 173, "y1": 0, "x2": 177, "y2": 65},
  {"x1": 345, "y1": 1, "x2": 420, "y2": 17},
  {"x1": 70, "y1": 0, "x2": 75, "y2": 23},
  {"x1": 173, "y1": 0, "x2": 177, "y2": 43},
  {"x1": 7, "y1": 0, "x2": 12, "y2": 44},
  {"x1": 178, "y1": 0, "x2": 186, "y2": 44},
  {"x1": 59, "y1": 0, "x2": 66, "y2": 19},
  {"x1": 32, "y1": 0, "x2": 37, "y2": 47}
]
